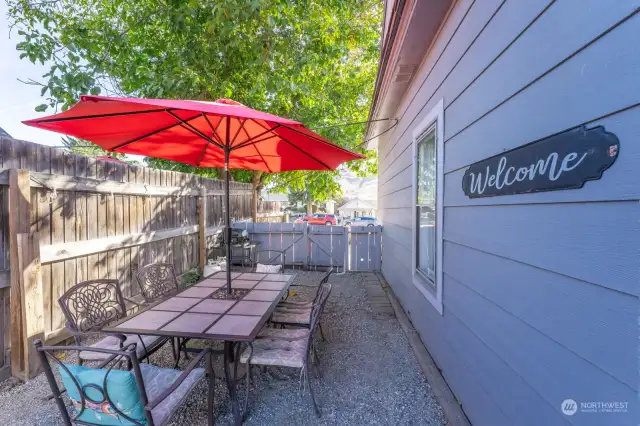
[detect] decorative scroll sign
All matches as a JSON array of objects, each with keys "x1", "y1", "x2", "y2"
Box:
[{"x1": 462, "y1": 126, "x2": 619, "y2": 198}]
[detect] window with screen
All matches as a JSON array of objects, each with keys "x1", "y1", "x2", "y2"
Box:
[
  {"x1": 415, "y1": 126, "x2": 437, "y2": 286},
  {"x1": 411, "y1": 99, "x2": 444, "y2": 314}
]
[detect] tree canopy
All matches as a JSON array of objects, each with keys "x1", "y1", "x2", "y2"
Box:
[{"x1": 8, "y1": 0, "x2": 381, "y2": 205}]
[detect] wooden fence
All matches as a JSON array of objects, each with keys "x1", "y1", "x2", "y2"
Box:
[
  {"x1": 0, "y1": 137, "x2": 257, "y2": 381},
  {"x1": 233, "y1": 222, "x2": 382, "y2": 272}
]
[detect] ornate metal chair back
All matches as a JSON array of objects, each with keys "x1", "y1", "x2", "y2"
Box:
[
  {"x1": 135, "y1": 263, "x2": 180, "y2": 302},
  {"x1": 58, "y1": 279, "x2": 128, "y2": 345}
]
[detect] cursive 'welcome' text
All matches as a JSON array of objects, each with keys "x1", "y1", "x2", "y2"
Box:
[{"x1": 468, "y1": 152, "x2": 587, "y2": 196}]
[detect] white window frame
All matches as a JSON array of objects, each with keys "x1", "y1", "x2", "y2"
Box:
[{"x1": 411, "y1": 99, "x2": 444, "y2": 315}]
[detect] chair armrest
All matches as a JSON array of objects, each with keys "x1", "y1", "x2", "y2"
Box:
[
  {"x1": 66, "y1": 329, "x2": 128, "y2": 345},
  {"x1": 124, "y1": 296, "x2": 144, "y2": 307},
  {"x1": 145, "y1": 348, "x2": 211, "y2": 410}
]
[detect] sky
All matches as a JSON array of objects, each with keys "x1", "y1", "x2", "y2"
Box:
[{"x1": 0, "y1": 2, "x2": 63, "y2": 146}]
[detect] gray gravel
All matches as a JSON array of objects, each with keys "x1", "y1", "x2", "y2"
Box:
[{"x1": 0, "y1": 271, "x2": 445, "y2": 426}]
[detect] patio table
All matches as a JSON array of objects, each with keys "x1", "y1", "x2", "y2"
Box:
[{"x1": 102, "y1": 271, "x2": 295, "y2": 425}]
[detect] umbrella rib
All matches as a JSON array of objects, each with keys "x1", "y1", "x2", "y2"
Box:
[
  {"x1": 109, "y1": 113, "x2": 201, "y2": 151},
  {"x1": 252, "y1": 143, "x2": 273, "y2": 173},
  {"x1": 278, "y1": 135, "x2": 332, "y2": 170},
  {"x1": 196, "y1": 140, "x2": 211, "y2": 167},
  {"x1": 242, "y1": 120, "x2": 273, "y2": 173},
  {"x1": 247, "y1": 119, "x2": 332, "y2": 169},
  {"x1": 229, "y1": 118, "x2": 248, "y2": 147},
  {"x1": 31, "y1": 108, "x2": 169, "y2": 124},
  {"x1": 166, "y1": 110, "x2": 224, "y2": 150},
  {"x1": 280, "y1": 124, "x2": 365, "y2": 156},
  {"x1": 232, "y1": 125, "x2": 281, "y2": 150},
  {"x1": 202, "y1": 113, "x2": 226, "y2": 146}
]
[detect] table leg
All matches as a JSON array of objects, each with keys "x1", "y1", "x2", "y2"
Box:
[{"x1": 224, "y1": 341, "x2": 242, "y2": 426}]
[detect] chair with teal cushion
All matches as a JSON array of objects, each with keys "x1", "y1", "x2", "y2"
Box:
[
  {"x1": 35, "y1": 339, "x2": 215, "y2": 426},
  {"x1": 58, "y1": 279, "x2": 173, "y2": 367}
]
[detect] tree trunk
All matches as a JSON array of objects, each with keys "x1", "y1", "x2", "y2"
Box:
[
  {"x1": 306, "y1": 198, "x2": 312, "y2": 216},
  {"x1": 251, "y1": 171, "x2": 263, "y2": 222},
  {"x1": 251, "y1": 184, "x2": 258, "y2": 222}
]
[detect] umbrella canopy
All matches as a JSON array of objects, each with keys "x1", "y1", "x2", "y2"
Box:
[
  {"x1": 24, "y1": 96, "x2": 365, "y2": 293},
  {"x1": 23, "y1": 96, "x2": 364, "y2": 171}
]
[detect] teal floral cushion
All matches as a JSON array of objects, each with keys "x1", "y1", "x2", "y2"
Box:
[{"x1": 58, "y1": 364, "x2": 147, "y2": 425}]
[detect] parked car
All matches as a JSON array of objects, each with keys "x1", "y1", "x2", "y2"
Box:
[
  {"x1": 307, "y1": 213, "x2": 337, "y2": 226},
  {"x1": 289, "y1": 214, "x2": 303, "y2": 223},
  {"x1": 345, "y1": 216, "x2": 376, "y2": 227}
]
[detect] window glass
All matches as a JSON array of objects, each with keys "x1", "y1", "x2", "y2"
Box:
[{"x1": 416, "y1": 126, "x2": 437, "y2": 285}]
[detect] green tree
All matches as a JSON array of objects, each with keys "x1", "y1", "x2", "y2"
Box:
[
  {"x1": 61, "y1": 136, "x2": 126, "y2": 159},
  {"x1": 7, "y1": 0, "x2": 381, "y2": 218}
]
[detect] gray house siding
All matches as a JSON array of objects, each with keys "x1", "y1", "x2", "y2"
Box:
[{"x1": 377, "y1": 1, "x2": 639, "y2": 425}]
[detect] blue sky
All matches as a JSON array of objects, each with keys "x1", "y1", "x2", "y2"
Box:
[{"x1": 0, "y1": 2, "x2": 62, "y2": 146}]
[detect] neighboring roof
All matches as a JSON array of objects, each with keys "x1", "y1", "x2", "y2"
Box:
[
  {"x1": 338, "y1": 198, "x2": 376, "y2": 211},
  {"x1": 0, "y1": 127, "x2": 12, "y2": 138}
]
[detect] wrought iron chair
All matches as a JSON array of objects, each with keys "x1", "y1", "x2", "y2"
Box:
[
  {"x1": 237, "y1": 283, "x2": 332, "y2": 418},
  {"x1": 135, "y1": 263, "x2": 183, "y2": 303},
  {"x1": 34, "y1": 339, "x2": 215, "y2": 426},
  {"x1": 58, "y1": 279, "x2": 172, "y2": 366},
  {"x1": 136, "y1": 263, "x2": 197, "y2": 367},
  {"x1": 230, "y1": 248, "x2": 287, "y2": 273},
  {"x1": 270, "y1": 270, "x2": 332, "y2": 341}
]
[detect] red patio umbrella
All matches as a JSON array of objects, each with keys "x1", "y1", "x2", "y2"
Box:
[{"x1": 24, "y1": 95, "x2": 365, "y2": 293}]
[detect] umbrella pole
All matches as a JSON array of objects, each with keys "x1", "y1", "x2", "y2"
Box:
[{"x1": 224, "y1": 148, "x2": 232, "y2": 294}]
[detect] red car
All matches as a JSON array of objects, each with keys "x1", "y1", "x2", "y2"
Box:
[{"x1": 307, "y1": 213, "x2": 337, "y2": 226}]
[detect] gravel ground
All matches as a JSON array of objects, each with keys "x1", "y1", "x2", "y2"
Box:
[{"x1": 0, "y1": 271, "x2": 445, "y2": 426}]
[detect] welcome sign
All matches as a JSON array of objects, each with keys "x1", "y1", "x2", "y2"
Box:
[{"x1": 462, "y1": 126, "x2": 619, "y2": 198}]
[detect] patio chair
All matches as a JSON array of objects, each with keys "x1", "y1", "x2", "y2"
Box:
[
  {"x1": 231, "y1": 248, "x2": 287, "y2": 273},
  {"x1": 237, "y1": 283, "x2": 332, "y2": 418},
  {"x1": 135, "y1": 263, "x2": 183, "y2": 303},
  {"x1": 34, "y1": 339, "x2": 215, "y2": 426},
  {"x1": 279, "y1": 269, "x2": 331, "y2": 308},
  {"x1": 136, "y1": 263, "x2": 197, "y2": 367},
  {"x1": 58, "y1": 279, "x2": 172, "y2": 366},
  {"x1": 270, "y1": 271, "x2": 332, "y2": 341}
]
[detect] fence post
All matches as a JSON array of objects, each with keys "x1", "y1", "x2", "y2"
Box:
[
  {"x1": 8, "y1": 169, "x2": 30, "y2": 380},
  {"x1": 374, "y1": 226, "x2": 382, "y2": 271},
  {"x1": 198, "y1": 186, "x2": 207, "y2": 272},
  {"x1": 303, "y1": 222, "x2": 309, "y2": 269},
  {"x1": 343, "y1": 227, "x2": 350, "y2": 273},
  {"x1": 16, "y1": 233, "x2": 43, "y2": 380}
]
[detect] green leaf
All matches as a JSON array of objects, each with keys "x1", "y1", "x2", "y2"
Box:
[
  {"x1": 34, "y1": 104, "x2": 48, "y2": 112},
  {"x1": 7, "y1": 0, "x2": 382, "y2": 197}
]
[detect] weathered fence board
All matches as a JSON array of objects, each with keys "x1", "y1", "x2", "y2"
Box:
[
  {"x1": 0, "y1": 137, "x2": 261, "y2": 379},
  {"x1": 349, "y1": 226, "x2": 382, "y2": 271},
  {"x1": 232, "y1": 222, "x2": 382, "y2": 272}
]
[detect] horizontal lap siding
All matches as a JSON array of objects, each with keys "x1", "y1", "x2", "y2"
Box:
[{"x1": 378, "y1": 0, "x2": 640, "y2": 425}]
